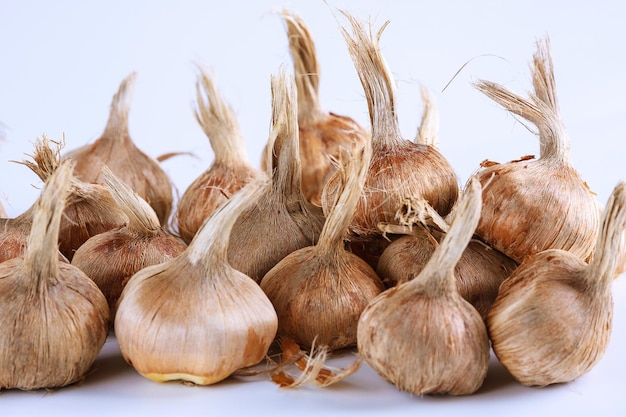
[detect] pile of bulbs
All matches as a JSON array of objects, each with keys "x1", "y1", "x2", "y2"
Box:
[{"x1": 1, "y1": 9, "x2": 625, "y2": 396}]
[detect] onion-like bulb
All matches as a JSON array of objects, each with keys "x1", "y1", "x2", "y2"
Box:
[
  {"x1": 3, "y1": 135, "x2": 126, "y2": 262},
  {"x1": 267, "y1": 10, "x2": 369, "y2": 207},
  {"x1": 114, "y1": 177, "x2": 277, "y2": 385},
  {"x1": 64, "y1": 72, "x2": 174, "y2": 225},
  {"x1": 329, "y1": 14, "x2": 459, "y2": 243},
  {"x1": 176, "y1": 66, "x2": 261, "y2": 243},
  {"x1": 487, "y1": 181, "x2": 626, "y2": 386},
  {"x1": 0, "y1": 161, "x2": 109, "y2": 390},
  {"x1": 227, "y1": 70, "x2": 325, "y2": 283},
  {"x1": 471, "y1": 37, "x2": 601, "y2": 263},
  {"x1": 376, "y1": 197, "x2": 518, "y2": 319},
  {"x1": 357, "y1": 178, "x2": 489, "y2": 396},
  {"x1": 72, "y1": 166, "x2": 187, "y2": 316},
  {"x1": 261, "y1": 137, "x2": 384, "y2": 351}
]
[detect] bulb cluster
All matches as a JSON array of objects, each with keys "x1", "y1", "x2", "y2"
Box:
[{"x1": 0, "y1": 8, "x2": 623, "y2": 398}]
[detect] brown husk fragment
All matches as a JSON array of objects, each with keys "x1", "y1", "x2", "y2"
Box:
[
  {"x1": 176, "y1": 66, "x2": 261, "y2": 243},
  {"x1": 114, "y1": 176, "x2": 278, "y2": 385},
  {"x1": 471, "y1": 37, "x2": 601, "y2": 263},
  {"x1": 71, "y1": 166, "x2": 186, "y2": 316},
  {"x1": 487, "y1": 181, "x2": 626, "y2": 387},
  {"x1": 357, "y1": 178, "x2": 489, "y2": 396},
  {"x1": 261, "y1": 134, "x2": 384, "y2": 351},
  {"x1": 63, "y1": 72, "x2": 174, "y2": 225},
  {"x1": 15, "y1": 135, "x2": 127, "y2": 261},
  {"x1": 266, "y1": 338, "x2": 361, "y2": 388},
  {"x1": 227, "y1": 71, "x2": 325, "y2": 283},
  {"x1": 271, "y1": 10, "x2": 369, "y2": 207},
  {"x1": 0, "y1": 161, "x2": 109, "y2": 390},
  {"x1": 415, "y1": 85, "x2": 440, "y2": 147}
]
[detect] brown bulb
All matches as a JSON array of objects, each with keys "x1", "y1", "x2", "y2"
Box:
[
  {"x1": 471, "y1": 37, "x2": 601, "y2": 263},
  {"x1": 487, "y1": 181, "x2": 626, "y2": 386},
  {"x1": 261, "y1": 135, "x2": 384, "y2": 351},
  {"x1": 265, "y1": 10, "x2": 369, "y2": 207},
  {"x1": 0, "y1": 161, "x2": 109, "y2": 390},
  {"x1": 176, "y1": 67, "x2": 261, "y2": 243},
  {"x1": 115, "y1": 176, "x2": 277, "y2": 385},
  {"x1": 64, "y1": 73, "x2": 174, "y2": 225},
  {"x1": 377, "y1": 224, "x2": 518, "y2": 319},
  {"x1": 357, "y1": 177, "x2": 489, "y2": 396},
  {"x1": 324, "y1": 14, "x2": 458, "y2": 269},
  {"x1": 15, "y1": 135, "x2": 127, "y2": 261},
  {"x1": 72, "y1": 166, "x2": 186, "y2": 316},
  {"x1": 227, "y1": 71, "x2": 324, "y2": 283}
]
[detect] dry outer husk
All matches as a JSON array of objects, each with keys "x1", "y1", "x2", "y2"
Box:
[
  {"x1": 176, "y1": 66, "x2": 261, "y2": 243},
  {"x1": 471, "y1": 37, "x2": 601, "y2": 263},
  {"x1": 71, "y1": 166, "x2": 187, "y2": 316},
  {"x1": 114, "y1": 175, "x2": 278, "y2": 385},
  {"x1": 262, "y1": 338, "x2": 362, "y2": 388},
  {"x1": 268, "y1": 9, "x2": 369, "y2": 207},
  {"x1": 617, "y1": 231, "x2": 626, "y2": 277},
  {"x1": 415, "y1": 85, "x2": 439, "y2": 147},
  {"x1": 15, "y1": 135, "x2": 127, "y2": 261},
  {"x1": 0, "y1": 160, "x2": 109, "y2": 390},
  {"x1": 0, "y1": 202, "x2": 6, "y2": 218},
  {"x1": 357, "y1": 178, "x2": 489, "y2": 396},
  {"x1": 261, "y1": 136, "x2": 384, "y2": 351},
  {"x1": 63, "y1": 72, "x2": 174, "y2": 225},
  {"x1": 326, "y1": 13, "x2": 458, "y2": 268},
  {"x1": 377, "y1": 197, "x2": 518, "y2": 319},
  {"x1": 0, "y1": 209, "x2": 33, "y2": 263},
  {"x1": 487, "y1": 181, "x2": 626, "y2": 387},
  {"x1": 227, "y1": 70, "x2": 325, "y2": 283}
]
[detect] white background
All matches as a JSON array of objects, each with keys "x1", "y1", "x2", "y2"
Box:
[{"x1": 1, "y1": 1, "x2": 625, "y2": 415}]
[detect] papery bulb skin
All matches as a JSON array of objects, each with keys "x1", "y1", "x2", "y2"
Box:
[
  {"x1": 487, "y1": 252, "x2": 610, "y2": 386},
  {"x1": 115, "y1": 261, "x2": 277, "y2": 385},
  {"x1": 326, "y1": 11, "x2": 459, "y2": 260},
  {"x1": 58, "y1": 184, "x2": 127, "y2": 261},
  {"x1": 274, "y1": 10, "x2": 369, "y2": 207},
  {"x1": 260, "y1": 85, "x2": 382, "y2": 352},
  {"x1": 177, "y1": 67, "x2": 260, "y2": 244},
  {"x1": 228, "y1": 72, "x2": 324, "y2": 283},
  {"x1": 358, "y1": 287, "x2": 489, "y2": 395},
  {"x1": 262, "y1": 248, "x2": 383, "y2": 351},
  {"x1": 115, "y1": 174, "x2": 278, "y2": 385},
  {"x1": 65, "y1": 73, "x2": 174, "y2": 225},
  {"x1": 0, "y1": 162, "x2": 109, "y2": 390},
  {"x1": 0, "y1": 215, "x2": 31, "y2": 263},
  {"x1": 72, "y1": 227, "x2": 186, "y2": 315},
  {"x1": 488, "y1": 181, "x2": 626, "y2": 386},
  {"x1": 10, "y1": 136, "x2": 127, "y2": 262},
  {"x1": 474, "y1": 159, "x2": 599, "y2": 264},
  {"x1": 472, "y1": 38, "x2": 600, "y2": 263},
  {"x1": 356, "y1": 171, "x2": 489, "y2": 395},
  {"x1": 72, "y1": 166, "x2": 187, "y2": 316},
  {"x1": 377, "y1": 230, "x2": 518, "y2": 319}
]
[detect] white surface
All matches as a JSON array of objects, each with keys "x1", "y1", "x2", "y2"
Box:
[{"x1": 1, "y1": 1, "x2": 625, "y2": 415}]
